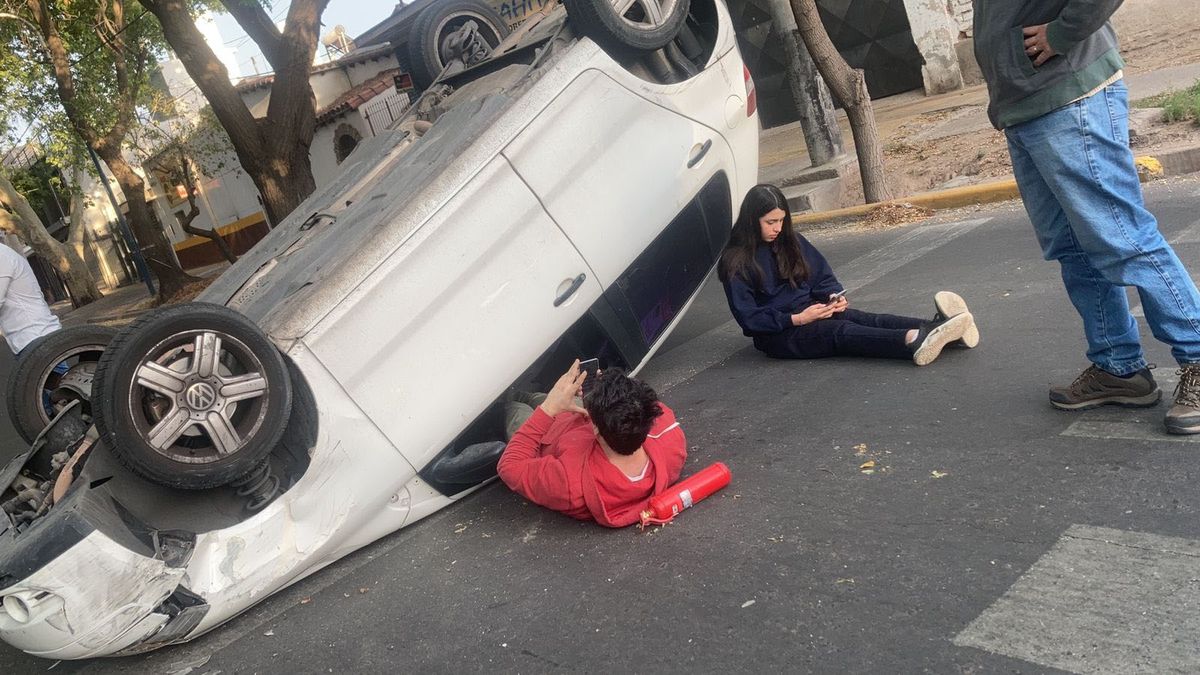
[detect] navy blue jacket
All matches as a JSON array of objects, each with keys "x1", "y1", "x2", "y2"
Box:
[{"x1": 721, "y1": 235, "x2": 842, "y2": 336}]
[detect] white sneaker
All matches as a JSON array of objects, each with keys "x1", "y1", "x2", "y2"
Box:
[
  {"x1": 933, "y1": 291, "x2": 979, "y2": 348},
  {"x1": 911, "y1": 313, "x2": 973, "y2": 366}
]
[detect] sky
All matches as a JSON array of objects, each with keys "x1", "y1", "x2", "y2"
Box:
[{"x1": 212, "y1": 0, "x2": 408, "y2": 78}]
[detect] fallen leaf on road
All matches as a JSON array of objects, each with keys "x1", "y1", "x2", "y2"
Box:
[
  {"x1": 300, "y1": 597, "x2": 312, "y2": 605},
  {"x1": 854, "y1": 444, "x2": 868, "y2": 455},
  {"x1": 861, "y1": 469, "x2": 875, "y2": 475},
  {"x1": 859, "y1": 460, "x2": 876, "y2": 471},
  {"x1": 836, "y1": 578, "x2": 855, "y2": 584},
  {"x1": 359, "y1": 587, "x2": 370, "y2": 594},
  {"x1": 931, "y1": 470, "x2": 948, "y2": 479},
  {"x1": 741, "y1": 600, "x2": 756, "y2": 608}
]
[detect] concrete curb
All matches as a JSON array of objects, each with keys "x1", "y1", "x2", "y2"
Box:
[
  {"x1": 791, "y1": 180, "x2": 1019, "y2": 226},
  {"x1": 792, "y1": 146, "x2": 1200, "y2": 226}
]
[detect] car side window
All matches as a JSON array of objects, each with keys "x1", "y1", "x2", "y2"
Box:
[{"x1": 612, "y1": 172, "x2": 732, "y2": 349}]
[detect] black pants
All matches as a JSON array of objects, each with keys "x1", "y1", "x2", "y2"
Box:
[{"x1": 752, "y1": 308, "x2": 923, "y2": 360}]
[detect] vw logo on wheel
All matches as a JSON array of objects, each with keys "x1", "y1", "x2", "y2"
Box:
[{"x1": 185, "y1": 382, "x2": 218, "y2": 411}]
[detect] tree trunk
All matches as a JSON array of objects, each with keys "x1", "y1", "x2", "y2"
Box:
[
  {"x1": 789, "y1": 0, "x2": 893, "y2": 203},
  {"x1": 67, "y1": 193, "x2": 102, "y2": 279},
  {"x1": 100, "y1": 151, "x2": 197, "y2": 298},
  {"x1": 255, "y1": 161, "x2": 315, "y2": 226},
  {"x1": 142, "y1": 0, "x2": 328, "y2": 226},
  {"x1": 0, "y1": 175, "x2": 102, "y2": 306},
  {"x1": 766, "y1": 0, "x2": 843, "y2": 167}
]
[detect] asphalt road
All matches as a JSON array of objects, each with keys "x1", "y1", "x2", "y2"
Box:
[{"x1": 4, "y1": 177, "x2": 1200, "y2": 673}]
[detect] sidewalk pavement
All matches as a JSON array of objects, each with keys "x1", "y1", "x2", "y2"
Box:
[
  {"x1": 54, "y1": 261, "x2": 231, "y2": 327},
  {"x1": 760, "y1": 61, "x2": 1200, "y2": 191}
]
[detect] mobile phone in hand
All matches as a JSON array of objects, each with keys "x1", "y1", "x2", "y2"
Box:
[
  {"x1": 579, "y1": 358, "x2": 600, "y2": 395},
  {"x1": 580, "y1": 357, "x2": 600, "y2": 379}
]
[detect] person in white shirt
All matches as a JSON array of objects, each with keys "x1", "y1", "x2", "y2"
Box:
[{"x1": 0, "y1": 243, "x2": 62, "y2": 353}]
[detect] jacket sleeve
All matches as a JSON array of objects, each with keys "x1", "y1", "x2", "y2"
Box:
[
  {"x1": 721, "y1": 274, "x2": 793, "y2": 335},
  {"x1": 496, "y1": 407, "x2": 574, "y2": 512},
  {"x1": 656, "y1": 405, "x2": 688, "y2": 485},
  {"x1": 1045, "y1": 1, "x2": 1124, "y2": 54},
  {"x1": 799, "y1": 235, "x2": 843, "y2": 300}
]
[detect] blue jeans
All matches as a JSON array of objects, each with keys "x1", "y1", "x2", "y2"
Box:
[{"x1": 1006, "y1": 80, "x2": 1200, "y2": 375}]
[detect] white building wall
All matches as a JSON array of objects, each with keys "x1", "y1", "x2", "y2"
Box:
[
  {"x1": 310, "y1": 112, "x2": 372, "y2": 188},
  {"x1": 903, "y1": 0, "x2": 965, "y2": 94},
  {"x1": 310, "y1": 69, "x2": 354, "y2": 109},
  {"x1": 948, "y1": 0, "x2": 972, "y2": 38},
  {"x1": 310, "y1": 123, "x2": 341, "y2": 188},
  {"x1": 242, "y1": 68, "x2": 356, "y2": 117},
  {"x1": 241, "y1": 87, "x2": 272, "y2": 118},
  {"x1": 346, "y1": 55, "x2": 400, "y2": 86}
]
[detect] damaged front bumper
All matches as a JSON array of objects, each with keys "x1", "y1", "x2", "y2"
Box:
[{"x1": 0, "y1": 457, "x2": 206, "y2": 660}]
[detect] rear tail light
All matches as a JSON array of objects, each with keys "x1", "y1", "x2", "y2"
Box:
[{"x1": 744, "y1": 65, "x2": 757, "y2": 117}]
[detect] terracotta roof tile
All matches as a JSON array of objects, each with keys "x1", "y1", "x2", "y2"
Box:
[{"x1": 314, "y1": 68, "x2": 412, "y2": 126}]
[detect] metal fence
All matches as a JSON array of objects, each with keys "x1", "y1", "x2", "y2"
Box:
[{"x1": 360, "y1": 91, "x2": 412, "y2": 136}]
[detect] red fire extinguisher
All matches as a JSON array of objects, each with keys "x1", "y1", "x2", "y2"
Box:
[{"x1": 640, "y1": 462, "x2": 731, "y2": 528}]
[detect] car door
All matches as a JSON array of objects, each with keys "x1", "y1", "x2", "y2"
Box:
[
  {"x1": 305, "y1": 157, "x2": 604, "y2": 470},
  {"x1": 501, "y1": 68, "x2": 735, "y2": 289}
]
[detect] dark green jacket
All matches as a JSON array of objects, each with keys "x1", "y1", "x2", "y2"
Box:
[{"x1": 973, "y1": 0, "x2": 1124, "y2": 129}]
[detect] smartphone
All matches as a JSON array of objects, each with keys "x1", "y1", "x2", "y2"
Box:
[
  {"x1": 579, "y1": 358, "x2": 600, "y2": 396},
  {"x1": 579, "y1": 358, "x2": 600, "y2": 379}
]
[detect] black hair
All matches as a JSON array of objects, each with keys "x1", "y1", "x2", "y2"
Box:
[
  {"x1": 718, "y1": 183, "x2": 809, "y2": 288},
  {"x1": 582, "y1": 368, "x2": 662, "y2": 455}
]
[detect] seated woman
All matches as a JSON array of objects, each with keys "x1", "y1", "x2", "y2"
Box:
[{"x1": 719, "y1": 184, "x2": 979, "y2": 366}]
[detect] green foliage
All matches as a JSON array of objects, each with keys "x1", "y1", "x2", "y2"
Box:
[
  {"x1": 7, "y1": 159, "x2": 66, "y2": 226},
  {"x1": 0, "y1": 1, "x2": 170, "y2": 171},
  {"x1": 1133, "y1": 80, "x2": 1200, "y2": 127}
]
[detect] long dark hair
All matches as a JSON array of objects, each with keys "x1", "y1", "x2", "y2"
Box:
[{"x1": 718, "y1": 184, "x2": 808, "y2": 288}]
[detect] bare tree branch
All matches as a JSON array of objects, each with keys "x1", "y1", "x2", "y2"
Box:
[
  {"x1": 219, "y1": 0, "x2": 284, "y2": 69},
  {"x1": 175, "y1": 145, "x2": 237, "y2": 264}
]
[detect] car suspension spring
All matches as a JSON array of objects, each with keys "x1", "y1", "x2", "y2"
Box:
[{"x1": 231, "y1": 461, "x2": 280, "y2": 512}]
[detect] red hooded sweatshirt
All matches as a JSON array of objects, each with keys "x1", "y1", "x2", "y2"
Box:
[{"x1": 497, "y1": 403, "x2": 686, "y2": 527}]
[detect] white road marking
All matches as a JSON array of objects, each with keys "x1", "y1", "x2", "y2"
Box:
[
  {"x1": 642, "y1": 218, "x2": 991, "y2": 392},
  {"x1": 1059, "y1": 374, "x2": 1195, "y2": 442},
  {"x1": 954, "y1": 525, "x2": 1200, "y2": 674}
]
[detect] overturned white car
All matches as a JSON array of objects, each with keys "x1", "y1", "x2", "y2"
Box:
[{"x1": 0, "y1": 0, "x2": 757, "y2": 659}]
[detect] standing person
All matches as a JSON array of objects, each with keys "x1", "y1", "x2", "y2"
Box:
[
  {"x1": 718, "y1": 184, "x2": 979, "y2": 366},
  {"x1": 498, "y1": 361, "x2": 686, "y2": 528},
  {"x1": 0, "y1": 242, "x2": 61, "y2": 353},
  {"x1": 974, "y1": 1, "x2": 1200, "y2": 433}
]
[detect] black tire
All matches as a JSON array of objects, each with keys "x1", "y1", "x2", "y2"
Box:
[
  {"x1": 407, "y1": 0, "x2": 510, "y2": 90},
  {"x1": 564, "y1": 0, "x2": 690, "y2": 53},
  {"x1": 6, "y1": 325, "x2": 117, "y2": 445},
  {"x1": 92, "y1": 303, "x2": 292, "y2": 490}
]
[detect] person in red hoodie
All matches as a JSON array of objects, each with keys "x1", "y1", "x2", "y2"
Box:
[{"x1": 497, "y1": 361, "x2": 686, "y2": 527}]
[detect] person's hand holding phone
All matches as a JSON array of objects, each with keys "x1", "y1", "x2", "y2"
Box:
[
  {"x1": 539, "y1": 360, "x2": 589, "y2": 417},
  {"x1": 792, "y1": 302, "x2": 839, "y2": 326}
]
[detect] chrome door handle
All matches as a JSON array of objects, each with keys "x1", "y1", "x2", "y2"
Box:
[
  {"x1": 687, "y1": 139, "x2": 713, "y2": 168},
  {"x1": 554, "y1": 273, "x2": 586, "y2": 307}
]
